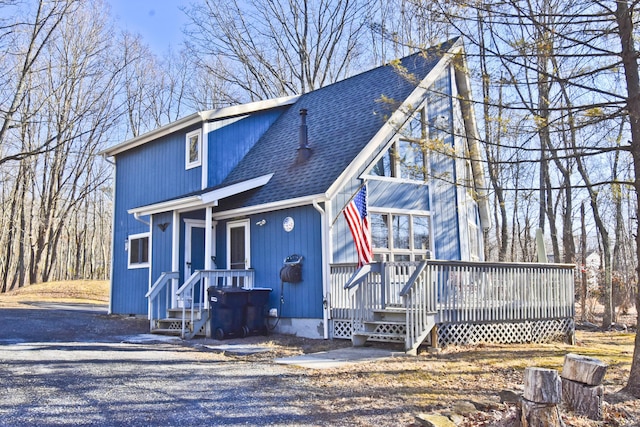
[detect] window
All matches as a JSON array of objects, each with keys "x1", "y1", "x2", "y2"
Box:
[
  {"x1": 127, "y1": 233, "x2": 149, "y2": 269},
  {"x1": 370, "y1": 109, "x2": 429, "y2": 182},
  {"x1": 185, "y1": 130, "x2": 201, "y2": 169},
  {"x1": 370, "y1": 213, "x2": 431, "y2": 261}
]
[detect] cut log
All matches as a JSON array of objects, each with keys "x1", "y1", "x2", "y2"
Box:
[
  {"x1": 521, "y1": 400, "x2": 565, "y2": 427},
  {"x1": 561, "y1": 353, "x2": 608, "y2": 386},
  {"x1": 562, "y1": 378, "x2": 604, "y2": 420},
  {"x1": 524, "y1": 367, "x2": 562, "y2": 404}
]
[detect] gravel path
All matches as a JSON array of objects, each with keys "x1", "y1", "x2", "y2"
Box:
[{"x1": 0, "y1": 304, "x2": 412, "y2": 427}]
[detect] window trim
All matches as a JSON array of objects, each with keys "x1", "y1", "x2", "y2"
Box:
[
  {"x1": 185, "y1": 129, "x2": 202, "y2": 170},
  {"x1": 369, "y1": 210, "x2": 433, "y2": 262},
  {"x1": 127, "y1": 232, "x2": 150, "y2": 269}
]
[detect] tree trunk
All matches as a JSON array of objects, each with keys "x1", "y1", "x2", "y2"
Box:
[{"x1": 615, "y1": 0, "x2": 640, "y2": 397}]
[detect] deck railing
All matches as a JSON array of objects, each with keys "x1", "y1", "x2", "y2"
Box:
[
  {"x1": 399, "y1": 261, "x2": 437, "y2": 352},
  {"x1": 331, "y1": 260, "x2": 575, "y2": 344}
]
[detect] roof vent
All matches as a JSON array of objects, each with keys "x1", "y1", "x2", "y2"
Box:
[{"x1": 296, "y1": 108, "x2": 312, "y2": 163}]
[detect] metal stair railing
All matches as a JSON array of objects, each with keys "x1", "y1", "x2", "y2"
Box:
[{"x1": 146, "y1": 271, "x2": 180, "y2": 332}]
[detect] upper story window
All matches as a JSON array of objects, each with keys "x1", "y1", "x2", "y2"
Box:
[
  {"x1": 127, "y1": 232, "x2": 149, "y2": 269},
  {"x1": 370, "y1": 108, "x2": 429, "y2": 182},
  {"x1": 185, "y1": 130, "x2": 202, "y2": 169}
]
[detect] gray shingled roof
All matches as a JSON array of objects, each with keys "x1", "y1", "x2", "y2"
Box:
[{"x1": 219, "y1": 39, "x2": 458, "y2": 211}]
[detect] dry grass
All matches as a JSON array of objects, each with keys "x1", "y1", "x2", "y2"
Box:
[
  {"x1": 0, "y1": 280, "x2": 109, "y2": 306},
  {"x1": 0, "y1": 281, "x2": 638, "y2": 425}
]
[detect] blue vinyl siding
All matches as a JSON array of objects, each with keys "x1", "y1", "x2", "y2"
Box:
[
  {"x1": 208, "y1": 108, "x2": 287, "y2": 187},
  {"x1": 428, "y1": 69, "x2": 461, "y2": 260},
  {"x1": 368, "y1": 180, "x2": 429, "y2": 211},
  {"x1": 215, "y1": 205, "x2": 323, "y2": 319},
  {"x1": 111, "y1": 125, "x2": 202, "y2": 315},
  {"x1": 151, "y1": 211, "x2": 174, "y2": 283},
  {"x1": 116, "y1": 125, "x2": 203, "y2": 209}
]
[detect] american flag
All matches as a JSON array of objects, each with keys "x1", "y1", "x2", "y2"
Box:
[{"x1": 343, "y1": 185, "x2": 373, "y2": 267}]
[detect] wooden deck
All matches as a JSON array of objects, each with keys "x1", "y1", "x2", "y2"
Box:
[{"x1": 330, "y1": 260, "x2": 575, "y2": 349}]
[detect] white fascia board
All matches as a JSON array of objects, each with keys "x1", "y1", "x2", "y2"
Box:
[
  {"x1": 102, "y1": 95, "x2": 300, "y2": 157},
  {"x1": 200, "y1": 95, "x2": 299, "y2": 122},
  {"x1": 128, "y1": 196, "x2": 203, "y2": 217},
  {"x1": 326, "y1": 42, "x2": 463, "y2": 199},
  {"x1": 199, "y1": 173, "x2": 274, "y2": 205},
  {"x1": 102, "y1": 112, "x2": 204, "y2": 157},
  {"x1": 127, "y1": 174, "x2": 275, "y2": 217},
  {"x1": 213, "y1": 194, "x2": 327, "y2": 221}
]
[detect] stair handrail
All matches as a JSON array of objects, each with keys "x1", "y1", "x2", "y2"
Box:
[
  {"x1": 176, "y1": 271, "x2": 203, "y2": 339},
  {"x1": 146, "y1": 271, "x2": 180, "y2": 299},
  {"x1": 399, "y1": 260, "x2": 438, "y2": 354},
  {"x1": 344, "y1": 262, "x2": 383, "y2": 342},
  {"x1": 344, "y1": 262, "x2": 381, "y2": 289},
  {"x1": 146, "y1": 271, "x2": 180, "y2": 333}
]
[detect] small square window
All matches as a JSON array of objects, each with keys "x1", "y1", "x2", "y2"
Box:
[
  {"x1": 185, "y1": 130, "x2": 201, "y2": 169},
  {"x1": 127, "y1": 233, "x2": 149, "y2": 269}
]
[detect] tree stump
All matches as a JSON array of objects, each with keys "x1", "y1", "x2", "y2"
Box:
[
  {"x1": 561, "y1": 353, "x2": 608, "y2": 420},
  {"x1": 561, "y1": 353, "x2": 607, "y2": 386},
  {"x1": 521, "y1": 367, "x2": 564, "y2": 427}
]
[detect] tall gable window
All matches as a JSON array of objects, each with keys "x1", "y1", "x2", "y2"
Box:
[
  {"x1": 185, "y1": 130, "x2": 201, "y2": 169},
  {"x1": 371, "y1": 109, "x2": 429, "y2": 182},
  {"x1": 127, "y1": 232, "x2": 149, "y2": 269}
]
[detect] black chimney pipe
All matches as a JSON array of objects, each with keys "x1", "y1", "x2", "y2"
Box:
[
  {"x1": 298, "y1": 108, "x2": 308, "y2": 149},
  {"x1": 296, "y1": 108, "x2": 312, "y2": 163}
]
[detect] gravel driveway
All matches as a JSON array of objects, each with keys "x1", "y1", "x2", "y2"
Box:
[{"x1": 0, "y1": 304, "x2": 414, "y2": 426}]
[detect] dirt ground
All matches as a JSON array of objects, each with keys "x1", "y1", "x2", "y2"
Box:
[{"x1": 1, "y1": 282, "x2": 640, "y2": 426}]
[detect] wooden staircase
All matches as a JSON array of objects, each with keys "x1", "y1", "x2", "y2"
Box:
[{"x1": 352, "y1": 306, "x2": 438, "y2": 355}]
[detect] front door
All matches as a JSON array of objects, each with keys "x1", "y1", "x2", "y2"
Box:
[
  {"x1": 227, "y1": 220, "x2": 250, "y2": 286},
  {"x1": 184, "y1": 219, "x2": 206, "y2": 306}
]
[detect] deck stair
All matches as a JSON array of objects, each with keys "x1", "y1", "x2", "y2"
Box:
[
  {"x1": 352, "y1": 305, "x2": 438, "y2": 355},
  {"x1": 353, "y1": 306, "x2": 407, "y2": 343}
]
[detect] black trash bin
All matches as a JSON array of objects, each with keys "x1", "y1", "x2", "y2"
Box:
[
  {"x1": 244, "y1": 288, "x2": 272, "y2": 336},
  {"x1": 208, "y1": 287, "x2": 249, "y2": 340}
]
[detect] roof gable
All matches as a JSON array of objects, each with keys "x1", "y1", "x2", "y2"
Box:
[{"x1": 220, "y1": 38, "x2": 460, "y2": 210}]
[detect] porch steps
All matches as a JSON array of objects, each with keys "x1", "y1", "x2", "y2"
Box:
[
  {"x1": 151, "y1": 308, "x2": 209, "y2": 338},
  {"x1": 352, "y1": 308, "x2": 407, "y2": 345},
  {"x1": 352, "y1": 307, "x2": 437, "y2": 355}
]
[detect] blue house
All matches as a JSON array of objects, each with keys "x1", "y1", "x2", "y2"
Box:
[{"x1": 103, "y1": 39, "x2": 575, "y2": 351}]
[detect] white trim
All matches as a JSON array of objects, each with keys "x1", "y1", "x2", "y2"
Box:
[
  {"x1": 108, "y1": 160, "x2": 117, "y2": 314},
  {"x1": 213, "y1": 193, "x2": 326, "y2": 221},
  {"x1": 201, "y1": 122, "x2": 209, "y2": 189},
  {"x1": 184, "y1": 219, "x2": 207, "y2": 278},
  {"x1": 171, "y1": 211, "x2": 180, "y2": 303},
  {"x1": 127, "y1": 232, "x2": 150, "y2": 269},
  {"x1": 185, "y1": 129, "x2": 202, "y2": 170},
  {"x1": 128, "y1": 174, "x2": 274, "y2": 217},
  {"x1": 226, "y1": 219, "x2": 250, "y2": 269},
  {"x1": 101, "y1": 96, "x2": 299, "y2": 157},
  {"x1": 200, "y1": 174, "x2": 273, "y2": 204}
]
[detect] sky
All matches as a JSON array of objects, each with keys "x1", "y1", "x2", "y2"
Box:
[{"x1": 107, "y1": 0, "x2": 192, "y2": 55}]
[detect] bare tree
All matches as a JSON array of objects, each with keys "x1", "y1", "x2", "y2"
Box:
[{"x1": 184, "y1": 0, "x2": 372, "y2": 100}]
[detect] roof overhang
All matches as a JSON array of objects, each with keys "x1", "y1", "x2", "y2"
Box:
[
  {"x1": 128, "y1": 174, "x2": 274, "y2": 217},
  {"x1": 101, "y1": 95, "x2": 300, "y2": 157}
]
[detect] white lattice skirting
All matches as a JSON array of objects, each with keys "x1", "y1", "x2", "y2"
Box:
[
  {"x1": 437, "y1": 318, "x2": 574, "y2": 347},
  {"x1": 331, "y1": 318, "x2": 574, "y2": 347}
]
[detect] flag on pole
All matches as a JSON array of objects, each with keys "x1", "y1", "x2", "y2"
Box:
[{"x1": 343, "y1": 185, "x2": 373, "y2": 267}]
